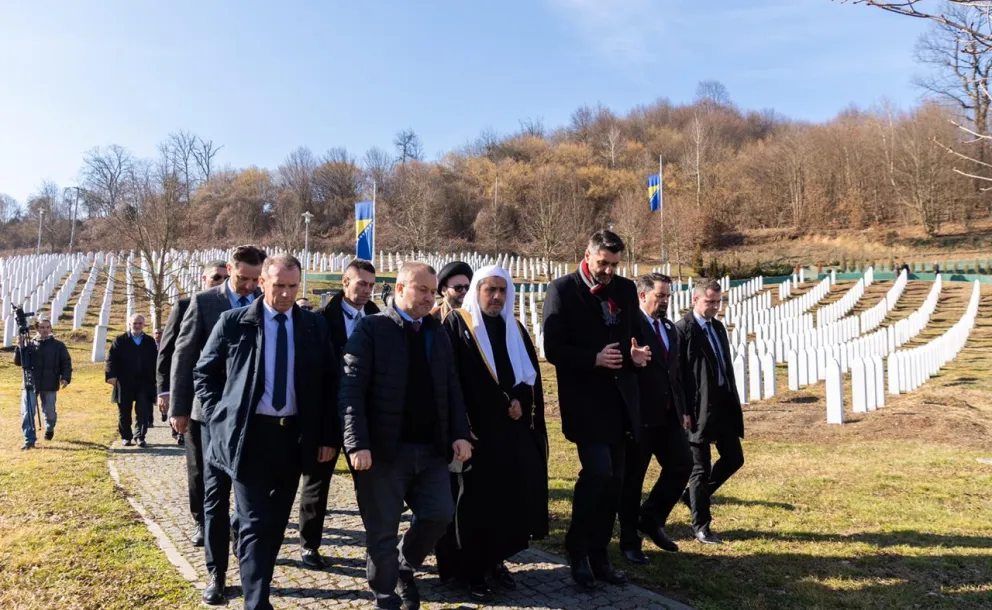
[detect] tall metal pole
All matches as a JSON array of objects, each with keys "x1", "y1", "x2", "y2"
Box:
[
  {"x1": 301, "y1": 211, "x2": 314, "y2": 297},
  {"x1": 36, "y1": 209, "x2": 45, "y2": 255},
  {"x1": 66, "y1": 187, "x2": 80, "y2": 254},
  {"x1": 371, "y1": 180, "x2": 376, "y2": 259},
  {"x1": 659, "y1": 155, "x2": 666, "y2": 266}
]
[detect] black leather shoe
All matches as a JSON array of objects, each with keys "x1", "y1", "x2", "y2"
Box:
[
  {"x1": 44, "y1": 429, "x2": 54, "y2": 441},
  {"x1": 569, "y1": 556, "x2": 597, "y2": 590},
  {"x1": 192, "y1": 523, "x2": 205, "y2": 547},
  {"x1": 639, "y1": 521, "x2": 680, "y2": 553},
  {"x1": 201, "y1": 572, "x2": 225, "y2": 605},
  {"x1": 590, "y1": 557, "x2": 628, "y2": 585},
  {"x1": 695, "y1": 527, "x2": 724, "y2": 545},
  {"x1": 137, "y1": 439, "x2": 148, "y2": 448},
  {"x1": 468, "y1": 576, "x2": 494, "y2": 602},
  {"x1": 300, "y1": 548, "x2": 325, "y2": 569},
  {"x1": 396, "y1": 571, "x2": 420, "y2": 610},
  {"x1": 176, "y1": 434, "x2": 185, "y2": 446},
  {"x1": 622, "y1": 547, "x2": 650, "y2": 565},
  {"x1": 20, "y1": 442, "x2": 34, "y2": 450},
  {"x1": 492, "y1": 562, "x2": 516, "y2": 589}
]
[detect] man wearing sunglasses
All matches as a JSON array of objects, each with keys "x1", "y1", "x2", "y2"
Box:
[{"x1": 433, "y1": 261, "x2": 473, "y2": 322}]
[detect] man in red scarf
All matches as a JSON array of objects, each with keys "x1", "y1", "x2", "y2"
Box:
[{"x1": 542, "y1": 230, "x2": 651, "y2": 590}]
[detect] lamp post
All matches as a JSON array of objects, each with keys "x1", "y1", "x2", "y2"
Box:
[
  {"x1": 36, "y1": 209, "x2": 45, "y2": 255},
  {"x1": 301, "y1": 211, "x2": 314, "y2": 297}
]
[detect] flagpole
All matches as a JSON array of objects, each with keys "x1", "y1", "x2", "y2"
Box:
[
  {"x1": 659, "y1": 154, "x2": 666, "y2": 266},
  {"x1": 371, "y1": 180, "x2": 377, "y2": 260}
]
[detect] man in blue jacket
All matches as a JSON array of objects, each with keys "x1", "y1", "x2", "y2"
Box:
[{"x1": 194, "y1": 253, "x2": 340, "y2": 610}]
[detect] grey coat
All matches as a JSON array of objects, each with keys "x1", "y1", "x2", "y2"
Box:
[
  {"x1": 339, "y1": 306, "x2": 471, "y2": 462},
  {"x1": 170, "y1": 284, "x2": 258, "y2": 422}
]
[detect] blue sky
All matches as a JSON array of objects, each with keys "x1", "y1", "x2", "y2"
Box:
[{"x1": 0, "y1": 0, "x2": 931, "y2": 204}]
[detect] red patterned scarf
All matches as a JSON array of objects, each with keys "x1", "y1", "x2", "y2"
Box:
[{"x1": 580, "y1": 259, "x2": 620, "y2": 324}]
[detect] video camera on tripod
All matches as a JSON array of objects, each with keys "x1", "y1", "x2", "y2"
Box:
[{"x1": 13, "y1": 306, "x2": 43, "y2": 428}]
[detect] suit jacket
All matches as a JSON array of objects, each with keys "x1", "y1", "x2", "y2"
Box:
[
  {"x1": 339, "y1": 306, "x2": 471, "y2": 462},
  {"x1": 170, "y1": 284, "x2": 259, "y2": 422},
  {"x1": 318, "y1": 291, "x2": 380, "y2": 355},
  {"x1": 542, "y1": 271, "x2": 643, "y2": 444},
  {"x1": 673, "y1": 311, "x2": 744, "y2": 443},
  {"x1": 106, "y1": 333, "x2": 158, "y2": 404},
  {"x1": 193, "y1": 299, "x2": 340, "y2": 479},
  {"x1": 156, "y1": 297, "x2": 190, "y2": 396},
  {"x1": 636, "y1": 313, "x2": 687, "y2": 428}
]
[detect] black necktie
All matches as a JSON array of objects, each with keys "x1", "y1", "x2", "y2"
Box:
[
  {"x1": 238, "y1": 295, "x2": 249, "y2": 307},
  {"x1": 705, "y1": 322, "x2": 727, "y2": 386},
  {"x1": 410, "y1": 319, "x2": 422, "y2": 333},
  {"x1": 273, "y1": 313, "x2": 288, "y2": 411}
]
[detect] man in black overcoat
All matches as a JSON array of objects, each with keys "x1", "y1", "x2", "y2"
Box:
[
  {"x1": 674, "y1": 278, "x2": 745, "y2": 545},
  {"x1": 297, "y1": 258, "x2": 380, "y2": 570},
  {"x1": 106, "y1": 313, "x2": 158, "y2": 447},
  {"x1": 618, "y1": 273, "x2": 693, "y2": 564},
  {"x1": 542, "y1": 230, "x2": 651, "y2": 590}
]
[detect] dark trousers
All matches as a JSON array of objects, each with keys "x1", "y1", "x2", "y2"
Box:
[
  {"x1": 117, "y1": 393, "x2": 152, "y2": 441},
  {"x1": 618, "y1": 421, "x2": 693, "y2": 549},
  {"x1": 687, "y1": 435, "x2": 744, "y2": 532},
  {"x1": 184, "y1": 419, "x2": 205, "y2": 525},
  {"x1": 298, "y1": 452, "x2": 340, "y2": 551},
  {"x1": 566, "y1": 441, "x2": 626, "y2": 561},
  {"x1": 201, "y1": 423, "x2": 233, "y2": 577},
  {"x1": 353, "y1": 443, "x2": 454, "y2": 610},
  {"x1": 232, "y1": 417, "x2": 303, "y2": 610}
]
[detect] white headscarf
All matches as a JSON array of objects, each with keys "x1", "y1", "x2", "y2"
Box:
[{"x1": 461, "y1": 264, "x2": 538, "y2": 387}]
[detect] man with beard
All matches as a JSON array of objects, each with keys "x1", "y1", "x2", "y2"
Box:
[
  {"x1": 618, "y1": 273, "x2": 693, "y2": 564},
  {"x1": 674, "y1": 279, "x2": 744, "y2": 545},
  {"x1": 297, "y1": 258, "x2": 379, "y2": 569},
  {"x1": 436, "y1": 265, "x2": 549, "y2": 602},
  {"x1": 106, "y1": 314, "x2": 158, "y2": 448},
  {"x1": 432, "y1": 261, "x2": 472, "y2": 322},
  {"x1": 542, "y1": 230, "x2": 651, "y2": 590}
]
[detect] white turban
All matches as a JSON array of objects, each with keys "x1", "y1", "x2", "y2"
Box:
[{"x1": 461, "y1": 264, "x2": 538, "y2": 387}]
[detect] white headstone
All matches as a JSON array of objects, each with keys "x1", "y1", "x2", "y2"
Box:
[
  {"x1": 92, "y1": 325, "x2": 108, "y2": 363},
  {"x1": 825, "y1": 357, "x2": 845, "y2": 424},
  {"x1": 851, "y1": 358, "x2": 867, "y2": 413},
  {"x1": 733, "y1": 354, "x2": 747, "y2": 405},
  {"x1": 761, "y1": 352, "x2": 776, "y2": 399}
]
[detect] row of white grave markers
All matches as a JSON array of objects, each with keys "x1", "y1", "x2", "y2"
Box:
[
  {"x1": 785, "y1": 275, "x2": 938, "y2": 388},
  {"x1": 858, "y1": 269, "x2": 908, "y2": 334},
  {"x1": 816, "y1": 267, "x2": 874, "y2": 328}
]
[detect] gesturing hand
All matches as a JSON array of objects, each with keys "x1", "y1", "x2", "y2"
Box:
[
  {"x1": 508, "y1": 399, "x2": 522, "y2": 420},
  {"x1": 452, "y1": 439, "x2": 473, "y2": 462},
  {"x1": 350, "y1": 449, "x2": 372, "y2": 471},
  {"x1": 595, "y1": 342, "x2": 623, "y2": 370},
  {"x1": 631, "y1": 338, "x2": 651, "y2": 367}
]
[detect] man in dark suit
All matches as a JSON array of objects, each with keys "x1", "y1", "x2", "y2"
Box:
[
  {"x1": 542, "y1": 230, "x2": 651, "y2": 590},
  {"x1": 340, "y1": 261, "x2": 473, "y2": 610},
  {"x1": 106, "y1": 314, "x2": 158, "y2": 448},
  {"x1": 195, "y1": 253, "x2": 339, "y2": 610},
  {"x1": 155, "y1": 260, "x2": 228, "y2": 542},
  {"x1": 170, "y1": 245, "x2": 265, "y2": 604},
  {"x1": 297, "y1": 258, "x2": 379, "y2": 569},
  {"x1": 618, "y1": 273, "x2": 693, "y2": 564},
  {"x1": 674, "y1": 278, "x2": 745, "y2": 545}
]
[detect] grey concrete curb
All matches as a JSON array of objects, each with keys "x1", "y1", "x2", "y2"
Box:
[
  {"x1": 107, "y1": 456, "x2": 201, "y2": 585},
  {"x1": 526, "y1": 548, "x2": 695, "y2": 610}
]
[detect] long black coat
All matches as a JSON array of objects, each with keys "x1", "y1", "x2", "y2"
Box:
[
  {"x1": 106, "y1": 333, "x2": 158, "y2": 404},
  {"x1": 636, "y1": 314, "x2": 688, "y2": 428},
  {"x1": 156, "y1": 297, "x2": 189, "y2": 395},
  {"x1": 673, "y1": 311, "x2": 744, "y2": 443},
  {"x1": 193, "y1": 299, "x2": 340, "y2": 479},
  {"x1": 317, "y1": 291, "x2": 380, "y2": 355},
  {"x1": 339, "y1": 307, "x2": 471, "y2": 462},
  {"x1": 542, "y1": 271, "x2": 642, "y2": 444},
  {"x1": 436, "y1": 311, "x2": 549, "y2": 579}
]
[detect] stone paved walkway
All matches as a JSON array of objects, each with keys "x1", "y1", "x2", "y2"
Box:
[{"x1": 111, "y1": 425, "x2": 690, "y2": 609}]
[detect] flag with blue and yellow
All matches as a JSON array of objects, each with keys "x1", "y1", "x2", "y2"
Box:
[
  {"x1": 355, "y1": 200, "x2": 375, "y2": 260},
  {"x1": 647, "y1": 174, "x2": 662, "y2": 212}
]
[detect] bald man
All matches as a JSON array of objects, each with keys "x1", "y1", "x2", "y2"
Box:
[{"x1": 106, "y1": 314, "x2": 159, "y2": 447}]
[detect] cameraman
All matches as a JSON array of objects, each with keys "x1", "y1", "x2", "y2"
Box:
[{"x1": 14, "y1": 315, "x2": 72, "y2": 450}]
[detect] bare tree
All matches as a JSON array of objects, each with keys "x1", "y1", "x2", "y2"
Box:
[
  {"x1": 519, "y1": 117, "x2": 546, "y2": 139},
  {"x1": 682, "y1": 113, "x2": 708, "y2": 207},
  {"x1": 394, "y1": 129, "x2": 424, "y2": 164},
  {"x1": 192, "y1": 137, "x2": 221, "y2": 182},
  {"x1": 82, "y1": 144, "x2": 133, "y2": 218},
  {"x1": 695, "y1": 80, "x2": 732, "y2": 108},
  {"x1": 611, "y1": 189, "x2": 652, "y2": 265},
  {"x1": 313, "y1": 147, "x2": 363, "y2": 227},
  {"x1": 777, "y1": 127, "x2": 811, "y2": 228},
  {"x1": 389, "y1": 162, "x2": 442, "y2": 250},
  {"x1": 363, "y1": 146, "x2": 394, "y2": 194},
  {"x1": 600, "y1": 123, "x2": 624, "y2": 167},
  {"x1": 278, "y1": 147, "x2": 317, "y2": 216},
  {"x1": 521, "y1": 165, "x2": 574, "y2": 261},
  {"x1": 0, "y1": 193, "x2": 19, "y2": 223}
]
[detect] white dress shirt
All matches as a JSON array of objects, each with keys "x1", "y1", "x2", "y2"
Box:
[
  {"x1": 256, "y1": 301, "x2": 298, "y2": 416},
  {"x1": 642, "y1": 310, "x2": 670, "y2": 352},
  {"x1": 341, "y1": 298, "x2": 363, "y2": 339}
]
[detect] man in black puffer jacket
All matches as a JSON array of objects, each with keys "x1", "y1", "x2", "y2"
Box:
[
  {"x1": 14, "y1": 316, "x2": 72, "y2": 449},
  {"x1": 340, "y1": 261, "x2": 473, "y2": 610}
]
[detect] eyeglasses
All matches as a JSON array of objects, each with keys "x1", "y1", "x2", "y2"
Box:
[{"x1": 449, "y1": 284, "x2": 470, "y2": 293}]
